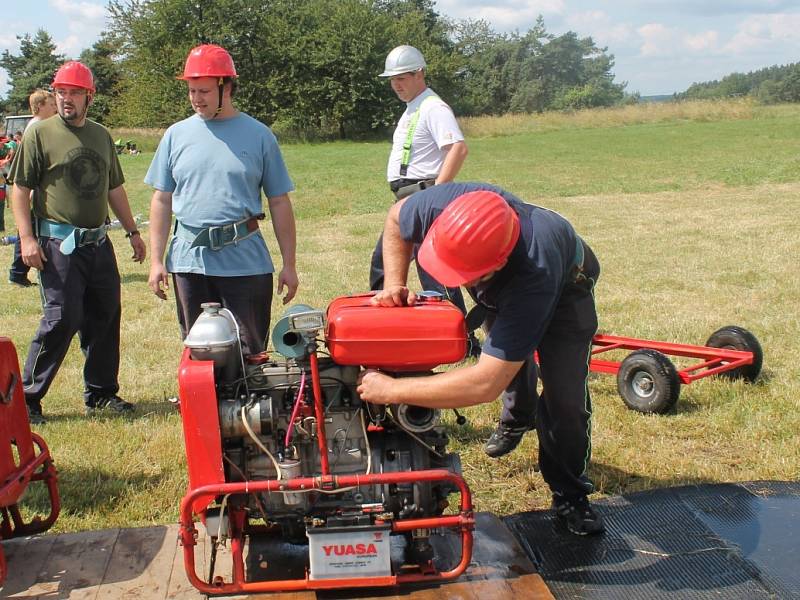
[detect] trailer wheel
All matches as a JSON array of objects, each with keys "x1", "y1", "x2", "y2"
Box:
[
  {"x1": 617, "y1": 349, "x2": 681, "y2": 414},
  {"x1": 705, "y1": 326, "x2": 763, "y2": 382}
]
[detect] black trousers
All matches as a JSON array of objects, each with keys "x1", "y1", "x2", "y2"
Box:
[
  {"x1": 494, "y1": 241, "x2": 601, "y2": 500},
  {"x1": 23, "y1": 237, "x2": 121, "y2": 407},
  {"x1": 369, "y1": 231, "x2": 467, "y2": 315},
  {"x1": 172, "y1": 272, "x2": 273, "y2": 356}
]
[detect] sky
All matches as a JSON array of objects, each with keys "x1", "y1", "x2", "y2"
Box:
[{"x1": 3, "y1": 0, "x2": 800, "y2": 99}]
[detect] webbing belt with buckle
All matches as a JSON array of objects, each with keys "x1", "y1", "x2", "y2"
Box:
[
  {"x1": 390, "y1": 178, "x2": 437, "y2": 201},
  {"x1": 174, "y1": 214, "x2": 264, "y2": 250},
  {"x1": 37, "y1": 218, "x2": 108, "y2": 255}
]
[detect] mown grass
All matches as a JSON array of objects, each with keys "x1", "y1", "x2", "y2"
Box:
[{"x1": 2, "y1": 100, "x2": 799, "y2": 531}]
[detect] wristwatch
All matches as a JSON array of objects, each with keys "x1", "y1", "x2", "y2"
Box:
[{"x1": 126, "y1": 230, "x2": 140, "y2": 238}]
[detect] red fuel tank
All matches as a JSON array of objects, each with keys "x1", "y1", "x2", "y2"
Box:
[{"x1": 326, "y1": 293, "x2": 467, "y2": 371}]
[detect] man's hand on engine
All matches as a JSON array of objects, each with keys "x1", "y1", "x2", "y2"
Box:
[
  {"x1": 357, "y1": 369, "x2": 396, "y2": 404},
  {"x1": 371, "y1": 285, "x2": 417, "y2": 307}
]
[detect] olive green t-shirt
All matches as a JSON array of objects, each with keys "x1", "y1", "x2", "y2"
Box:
[{"x1": 9, "y1": 116, "x2": 124, "y2": 228}]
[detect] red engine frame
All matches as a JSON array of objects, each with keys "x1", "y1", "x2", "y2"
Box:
[
  {"x1": 178, "y1": 347, "x2": 474, "y2": 595},
  {"x1": 0, "y1": 338, "x2": 60, "y2": 585}
]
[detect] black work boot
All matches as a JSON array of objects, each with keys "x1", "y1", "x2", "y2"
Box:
[
  {"x1": 553, "y1": 495, "x2": 606, "y2": 536},
  {"x1": 483, "y1": 421, "x2": 532, "y2": 458},
  {"x1": 85, "y1": 394, "x2": 135, "y2": 416},
  {"x1": 27, "y1": 402, "x2": 46, "y2": 426}
]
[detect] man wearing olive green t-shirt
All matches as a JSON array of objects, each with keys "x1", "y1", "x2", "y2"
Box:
[{"x1": 8, "y1": 61, "x2": 146, "y2": 425}]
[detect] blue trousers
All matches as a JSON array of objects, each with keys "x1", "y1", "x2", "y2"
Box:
[
  {"x1": 9, "y1": 235, "x2": 32, "y2": 282},
  {"x1": 23, "y1": 237, "x2": 121, "y2": 408}
]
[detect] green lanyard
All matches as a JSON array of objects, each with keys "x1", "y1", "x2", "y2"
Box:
[{"x1": 400, "y1": 95, "x2": 438, "y2": 176}]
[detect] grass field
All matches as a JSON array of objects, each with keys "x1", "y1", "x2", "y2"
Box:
[{"x1": 2, "y1": 100, "x2": 799, "y2": 532}]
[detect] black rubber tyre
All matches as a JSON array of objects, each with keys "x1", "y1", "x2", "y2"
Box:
[
  {"x1": 617, "y1": 349, "x2": 681, "y2": 414},
  {"x1": 704, "y1": 325, "x2": 763, "y2": 382}
]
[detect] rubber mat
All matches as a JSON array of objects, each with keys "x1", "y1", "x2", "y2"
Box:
[{"x1": 504, "y1": 481, "x2": 800, "y2": 599}]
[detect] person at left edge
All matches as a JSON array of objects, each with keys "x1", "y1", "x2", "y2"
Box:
[
  {"x1": 146, "y1": 44, "x2": 298, "y2": 355},
  {"x1": 9, "y1": 61, "x2": 146, "y2": 425},
  {"x1": 8, "y1": 89, "x2": 58, "y2": 288}
]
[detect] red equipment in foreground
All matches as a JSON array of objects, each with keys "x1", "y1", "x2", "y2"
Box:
[
  {"x1": 177, "y1": 294, "x2": 473, "y2": 595},
  {"x1": 0, "y1": 338, "x2": 60, "y2": 585},
  {"x1": 590, "y1": 325, "x2": 763, "y2": 413}
]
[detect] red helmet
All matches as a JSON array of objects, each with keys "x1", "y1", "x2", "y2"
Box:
[
  {"x1": 178, "y1": 44, "x2": 237, "y2": 80},
  {"x1": 52, "y1": 61, "x2": 95, "y2": 93},
  {"x1": 418, "y1": 190, "x2": 520, "y2": 287}
]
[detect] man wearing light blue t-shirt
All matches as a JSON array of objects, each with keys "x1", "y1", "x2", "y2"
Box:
[{"x1": 145, "y1": 45, "x2": 298, "y2": 354}]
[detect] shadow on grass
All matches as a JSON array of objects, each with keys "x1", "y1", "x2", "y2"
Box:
[
  {"x1": 590, "y1": 461, "x2": 713, "y2": 498},
  {"x1": 18, "y1": 464, "x2": 164, "y2": 517},
  {"x1": 120, "y1": 272, "x2": 149, "y2": 284},
  {"x1": 443, "y1": 420, "x2": 496, "y2": 444},
  {"x1": 29, "y1": 397, "x2": 179, "y2": 425}
]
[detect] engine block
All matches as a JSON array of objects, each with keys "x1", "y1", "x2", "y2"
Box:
[{"x1": 217, "y1": 358, "x2": 460, "y2": 539}]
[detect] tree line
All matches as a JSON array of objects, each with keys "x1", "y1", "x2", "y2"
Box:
[
  {"x1": 677, "y1": 62, "x2": 800, "y2": 104},
  {"x1": 1, "y1": 0, "x2": 633, "y2": 137}
]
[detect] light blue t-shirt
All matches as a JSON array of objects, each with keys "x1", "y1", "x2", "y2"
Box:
[{"x1": 144, "y1": 112, "x2": 294, "y2": 276}]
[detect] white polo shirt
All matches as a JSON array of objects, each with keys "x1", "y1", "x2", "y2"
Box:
[{"x1": 386, "y1": 87, "x2": 464, "y2": 182}]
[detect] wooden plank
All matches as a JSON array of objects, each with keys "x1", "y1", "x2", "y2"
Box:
[
  {"x1": 2, "y1": 532, "x2": 58, "y2": 598},
  {"x1": 166, "y1": 525, "x2": 205, "y2": 600},
  {"x1": 3, "y1": 513, "x2": 554, "y2": 600},
  {"x1": 9, "y1": 528, "x2": 118, "y2": 599},
  {"x1": 96, "y1": 526, "x2": 174, "y2": 599},
  {"x1": 505, "y1": 573, "x2": 555, "y2": 599}
]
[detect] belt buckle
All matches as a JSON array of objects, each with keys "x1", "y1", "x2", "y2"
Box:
[
  {"x1": 396, "y1": 183, "x2": 419, "y2": 200},
  {"x1": 230, "y1": 220, "x2": 245, "y2": 245},
  {"x1": 207, "y1": 225, "x2": 225, "y2": 250},
  {"x1": 79, "y1": 228, "x2": 101, "y2": 246}
]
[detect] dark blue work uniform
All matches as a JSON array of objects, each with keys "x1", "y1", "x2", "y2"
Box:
[{"x1": 398, "y1": 182, "x2": 600, "y2": 500}]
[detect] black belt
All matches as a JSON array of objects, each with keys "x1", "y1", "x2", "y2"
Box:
[{"x1": 389, "y1": 178, "x2": 437, "y2": 200}]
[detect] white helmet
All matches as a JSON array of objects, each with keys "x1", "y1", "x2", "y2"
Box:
[{"x1": 379, "y1": 45, "x2": 426, "y2": 77}]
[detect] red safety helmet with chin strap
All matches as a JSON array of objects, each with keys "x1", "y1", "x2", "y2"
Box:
[
  {"x1": 418, "y1": 190, "x2": 521, "y2": 287},
  {"x1": 52, "y1": 61, "x2": 96, "y2": 93},
  {"x1": 178, "y1": 44, "x2": 237, "y2": 118},
  {"x1": 178, "y1": 44, "x2": 237, "y2": 80}
]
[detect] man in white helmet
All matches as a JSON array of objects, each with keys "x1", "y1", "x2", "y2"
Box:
[{"x1": 369, "y1": 45, "x2": 479, "y2": 354}]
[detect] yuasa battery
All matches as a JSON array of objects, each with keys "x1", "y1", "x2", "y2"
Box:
[{"x1": 307, "y1": 523, "x2": 392, "y2": 580}]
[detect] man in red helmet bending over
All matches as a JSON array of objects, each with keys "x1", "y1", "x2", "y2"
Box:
[
  {"x1": 8, "y1": 61, "x2": 146, "y2": 425},
  {"x1": 357, "y1": 183, "x2": 605, "y2": 536},
  {"x1": 146, "y1": 44, "x2": 297, "y2": 356}
]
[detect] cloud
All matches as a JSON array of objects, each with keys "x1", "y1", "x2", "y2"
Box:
[
  {"x1": 634, "y1": 0, "x2": 796, "y2": 17},
  {"x1": 47, "y1": 0, "x2": 108, "y2": 58},
  {"x1": 436, "y1": 0, "x2": 565, "y2": 31},
  {"x1": 48, "y1": 0, "x2": 106, "y2": 21},
  {"x1": 637, "y1": 23, "x2": 722, "y2": 57},
  {"x1": 685, "y1": 30, "x2": 719, "y2": 52},
  {"x1": 637, "y1": 23, "x2": 674, "y2": 56},
  {"x1": 724, "y1": 13, "x2": 800, "y2": 54},
  {"x1": 0, "y1": 34, "x2": 19, "y2": 51},
  {"x1": 565, "y1": 10, "x2": 634, "y2": 45}
]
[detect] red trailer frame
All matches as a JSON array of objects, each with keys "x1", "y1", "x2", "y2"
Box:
[
  {"x1": 587, "y1": 326, "x2": 762, "y2": 414},
  {"x1": 591, "y1": 334, "x2": 756, "y2": 384},
  {"x1": 0, "y1": 338, "x2": 60, "y2": 585}
]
